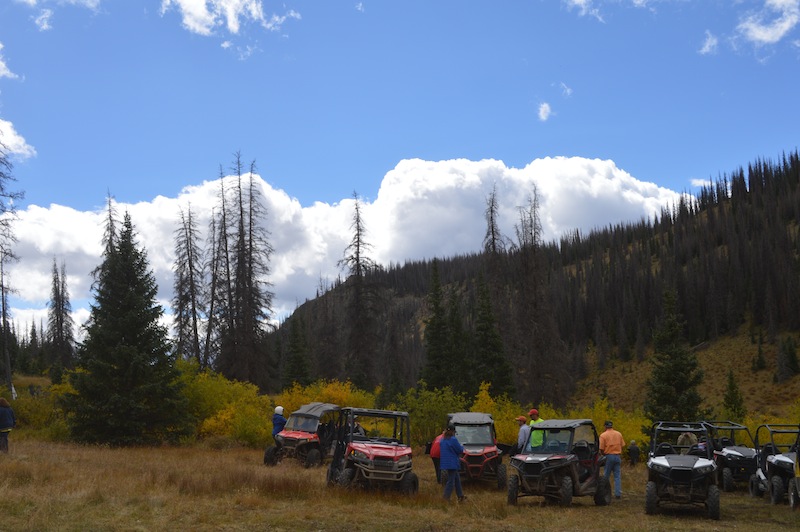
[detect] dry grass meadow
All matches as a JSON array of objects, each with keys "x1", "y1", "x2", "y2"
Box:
[{"x1": 1, "y1": 440, "x2": 799, "y2": 531}]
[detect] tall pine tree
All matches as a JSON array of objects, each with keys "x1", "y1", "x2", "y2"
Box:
[
  {"x1": 66, "y1": 206, "x2": 190, "y2": 445},
  {"x1": 46, "y1": 259, "x2": 75, "y2": 376},
  {"x1": 643, "y1": 290, "x2": 705, "y2": 423}
]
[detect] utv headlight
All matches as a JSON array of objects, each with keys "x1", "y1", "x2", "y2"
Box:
[
  {"x1": 397, "y1": 455, "x2": 411, "y2": 466},
  {"x1": 485, "y1": 451, "x2": 498, "y2": 458},
  {"x1": 695, "y1": 464, "x2": 716, "y2": 475},
  {"x1": 651, "y1": 462, "x2": 669, "y2": 474},
  {"x1": 351, "y1": 450, "x2": 369, "y2": 460}
]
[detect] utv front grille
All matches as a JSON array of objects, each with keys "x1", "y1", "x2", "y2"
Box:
[{"x1": 670, "y1": 469, "x2": 692, "y2": 483}]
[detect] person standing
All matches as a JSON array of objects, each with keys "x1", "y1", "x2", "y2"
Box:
[
  {"x1": 599, "y1": 420, "x2": 625, "y2": 499},
  {"x1": 430, "y1": 430, "x2": 445, "y2": 483},
  {"x1": 272, "y1": 406, "x2": 287, "y2": 447},
  {"x1": 628, "y1": 440, "x2": 641, "y2": 467},
  {"x1": 528, "y1": 408, "x2": 545, "y2": 450},
  {"x1": 514, "y1": 416, "x2": 531, "y2": 455},
  {"x1": 0, "y1": 397, "x2": 16, "y2": 453},
  {"x1": 440, "y1": 424, "x2": 466, "y2": 502}
]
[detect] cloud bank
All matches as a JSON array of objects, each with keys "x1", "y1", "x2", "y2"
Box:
[{"x1": 7, "y1": 156, "x2": 681, "y2": 335}]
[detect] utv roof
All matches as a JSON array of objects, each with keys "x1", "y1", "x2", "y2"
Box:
[
  {"x1": 290, "y1": 402, "x2": 340, "y2": 419},
  {"x1": 448, "y1": 412, "x2": 493, "y2": 425},
  {"x1": 341, "y1": 407, "x2": 409, "y2": 418},
  {"x1": 530, "y1": 419, "x2": 594, "y2": 430},
  {"x1": 651, "y1": 421, "x2": 707, "y2": 433},
  {"x1": 701, "y1": 420, "x2": 748, "y2": 430}
]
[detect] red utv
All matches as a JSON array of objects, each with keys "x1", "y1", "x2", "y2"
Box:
[
  {"x1": 446, "y1": 412, "x2": 507, "y2": 489},
  {"x1": 263, "y1": 402, "x2": 339, "y2": 468},
  {"x1": 326, "y1": 407, "x2": 418, "y2": 495}
]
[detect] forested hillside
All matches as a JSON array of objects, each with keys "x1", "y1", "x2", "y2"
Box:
[{"x1": 268, "y1": 151, "x2": 800, "y2": 407}]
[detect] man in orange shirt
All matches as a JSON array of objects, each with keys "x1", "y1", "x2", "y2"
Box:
[{"x1": 599, "y1": 420, "x2": 625, "y2": 499}]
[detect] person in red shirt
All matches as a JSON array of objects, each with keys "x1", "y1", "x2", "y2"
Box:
[
  {"x1": 430, "y1": 430, "x2": 445, "y2": 483},
  {"x1": 599, "y1": 420, "x2": 626, "y2": 499}
]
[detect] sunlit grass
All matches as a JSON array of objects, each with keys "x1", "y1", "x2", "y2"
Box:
[{"x1": 1, "y1": 440, "x2": 798, "y2": 530}]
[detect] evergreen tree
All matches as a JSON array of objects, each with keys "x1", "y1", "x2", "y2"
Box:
[
  {"x1": 284, "y1": 316, "x2": 311, "y2": 386},
  {"x1": 721, "y1": 369, "x2": 746, "y2": 422},
  {"x1": 472, "y1": 276, "x2": 514, "y2": 397},
  {"x1": 338, "y1": 191, "x2": 379, "y2": 388},
  {"x1": 65, "y1": 207, "x2": 190, "y2": 445},
  {"x1": 643, "y1": 290, "x2": 705, "y2": 422},
  {"x1": 47, "y1": 259, "x2": 75, "y2": 371},
  {"x1": 774, "y1": 335, "x2": 799, "y2": 383},
  {"x1": 421, "y1": 259, "x2": 450, "y2": 389}
]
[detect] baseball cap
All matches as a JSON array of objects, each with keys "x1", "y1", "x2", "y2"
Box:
[
  {"x1": 515, "y1": 416, "x2": 527, "y2": 423},
  {"x1": 529, "y1": 408, "x2": 539, "y2": 416}
]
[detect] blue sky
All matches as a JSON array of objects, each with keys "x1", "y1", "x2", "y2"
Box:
[{"x1": 0, "y1": 0, "x2": 799, "y2": 332}]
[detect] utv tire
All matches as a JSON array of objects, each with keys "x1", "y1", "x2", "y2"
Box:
[
  {"x1": 749, "y1": 474, "x2": 765, "y2": 498},
  {"x1": 263, "y1": 446, "x2": 279, "y2": 466},
  {"x1": 645, "y1": 481, "x2": 658, "y2": 515},
  {"x1": 722, "y1": 467, "x2": 734, "y2": 492},
  {"x1": 496, "y1": 463, "x2": 507, "y2": 491},
  {"x1": 559, "y1": 475, "x2": 573, "y2": 507},
  {"x1": 789, "y1": 480, "x2": 800, "y2": 510},
  {"x1": 338, "y1": 467, "x2": 355, "y2": 488},
  {"x1": 507, "y1": 475, "x2": 519, "y2": 506},
  {"x1": 399, "y1": 471, "x2": 419, "y2": 495},
  {"x1": 706, "y1": 484, "x2": 720, "y2": 520},
  {"x1": 326, "y1": 466, "x2": 339, "y2": 487},
  {"x1": 594, "y1": 476, "x2": 612, "y2": 506},
  {"x1": 305, "y1": 448, "x2": 322, "y2": 468},
  {"x1": 770, "y1": 475, "x2": 785, "y2": 504}
]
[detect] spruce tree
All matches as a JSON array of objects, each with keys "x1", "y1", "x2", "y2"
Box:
[
  {"x1": 46, "y1": 259, "x2": 75, "y2": 372},
  {"x1": 421, "y1": 259, "x2": 449, "y2": 389},
  {"x1": 721, "y1": 369, "x2": 746, "y2": 422},
  {"x1": 472, "y1": 276, "x2": 514, "y2": 397},
  {"x1": 284, "y1": 316, "x2": 311, "y2": 386},
  {"x1": 643, "y1": 290, "x2": 705, "y2": 422},
  {"x1": 66, "y1": 208, "x2": 190, "y2": 445}
]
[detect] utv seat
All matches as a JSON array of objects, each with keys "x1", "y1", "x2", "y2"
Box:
[{"x1": 655, "y1": 443, "x2": 676, "y2": 456}]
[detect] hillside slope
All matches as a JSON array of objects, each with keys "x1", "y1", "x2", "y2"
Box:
[{"x1": 571, "y1": 328, "x2": 800, "y2": 417}]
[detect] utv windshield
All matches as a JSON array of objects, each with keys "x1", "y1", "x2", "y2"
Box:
[
  {"x1": 285, "y1": 415, "x2": 318, "y2": 432},
  {"x1": 454, "y1": 425, "x2": 493, "y2": 445}
]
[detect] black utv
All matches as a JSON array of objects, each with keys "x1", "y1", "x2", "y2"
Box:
[
  {"x1": 506, "y1": 419, "x2": 611, "y2": 507},
  {"x1": 749, "y1": 423, "x2": 799, "y2": 505},
  {"x1": 645, "y1": 421, "x2": 719, "y2": 520},
  {"x1": 702, "y1": 420, "x2": 757, "y2": 492}
]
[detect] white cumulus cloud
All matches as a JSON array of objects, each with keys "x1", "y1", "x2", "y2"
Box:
[
  {"x1": 0, "y1": 119, "x2": 37, "y2": 159},
  {"x1": 7, "y1": 156, "x2": 681, "y2": 332}
]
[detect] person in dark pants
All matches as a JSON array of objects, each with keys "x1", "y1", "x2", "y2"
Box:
[
  {"x1": 440, "y1": 424, "x2": 466, "y2": 502},
  {"x1": 628, "y1": 440, "x2": 641, "y2": 467},
  {"x1": 0, "y1": 397, "x2": 16, "y2": 453},
  {"x1": 430, "y1": 430, "x2": 445, "y2": 483}
]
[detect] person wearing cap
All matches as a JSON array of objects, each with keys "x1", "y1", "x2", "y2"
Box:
[
  {"x1": 514, "y1": 416, "x2": 531, "y2": 455},
  {"x1": 599, "y1": 420, "x2": 625, "y2": 499},
  {"x1": 527, "y1": 408, "x2": 545, "y2": 450},
  {"x1": 440, "y1": 424, "x2": 467, "y2": 502},
  {"x1": 272, "y1": 406, "x2": 287, "y2": 447}
]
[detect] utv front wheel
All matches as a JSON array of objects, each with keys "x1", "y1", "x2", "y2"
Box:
[
  {"x1": 338, "y1": 467, "x2": 355, "y2": 488},
  {"x1": 706, "y1": 484, "x2": 720, "y2": 520},
  {"x1": 594, "y1": 476, "x2": 612, "y2": 506},
  {"x1": 263, "y1": 446, "x2": 279, "y2": 466},
  {"x1": 507, "y1": 475, "x2": 519, "y2": 505},
  {"x1": 645, "y1": 481, "x2": 658, "y2": 515},
  {"x1": 496, "y1": 463, "x2": 507, "y2": 491},
  {"x1": 749, "y1": 474, "x2": 764, "y2": 498},
  {"x1": 559, "y1": 476, "x2": 573, "y2": 507},
  {"x1": 399, "y1": 471, "x2": 419, "y2": 495},
  {"x1": 305, "y1": 448, "x2": 322, "y2": 468},
  {"x1": 722, "y1": 467, "x2": 734, "y2": 492},
  {"x1": 770, "y1": 475, "x2": 785, "y2": 504}
]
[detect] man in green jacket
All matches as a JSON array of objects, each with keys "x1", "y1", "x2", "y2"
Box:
[{"x1": 528, "y1": 408, "x2": 545, "y2": 450}]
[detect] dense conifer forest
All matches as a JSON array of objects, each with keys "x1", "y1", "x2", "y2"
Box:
[{"x1": 268, "y1": 151, "x2": 800, "y2": 405}]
